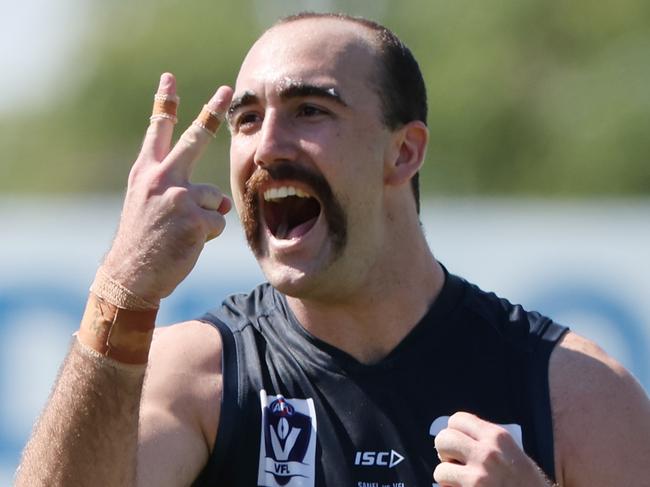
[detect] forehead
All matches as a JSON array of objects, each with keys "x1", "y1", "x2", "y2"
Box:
[{"x1": 234, "y1": 18, "x2": 379, "y2": 102}]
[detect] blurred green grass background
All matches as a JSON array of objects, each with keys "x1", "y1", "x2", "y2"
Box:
[{"x1": 2, "y1": 0, "x2": 649, "y2": 196}]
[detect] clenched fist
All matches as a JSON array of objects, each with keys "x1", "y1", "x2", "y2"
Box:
[
  {"x1": 102, "y1": 73, "x2": 234, "y2": 304},
  {"x1": 433, "y1": 412, "x2": 553, "y2": 487}
]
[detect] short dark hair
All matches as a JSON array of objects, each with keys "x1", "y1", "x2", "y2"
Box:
[{"x1": 274, "y1": 12, "x2": 427, "y2": 214}]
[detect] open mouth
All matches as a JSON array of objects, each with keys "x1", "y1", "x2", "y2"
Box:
[{"x1": 262, "y1": 185, "x2": 322, "y2": 240}]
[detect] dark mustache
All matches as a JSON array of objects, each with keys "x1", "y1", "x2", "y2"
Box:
[
  {"x1": 245, "y1": 163, "x2": 334, "y2": 202},
  {"x1": 241, "y1": 161, "x2": 347, "y2": 259}
]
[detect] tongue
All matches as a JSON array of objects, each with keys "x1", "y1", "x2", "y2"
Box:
[
  {"x1": 287, "y1": 216, "x2": 317, "y2": 239},
  {"x1": 275, "y1": 217, "x2": 317, "y2": 240}
]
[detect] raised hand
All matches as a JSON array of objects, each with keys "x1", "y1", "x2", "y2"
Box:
[
  {"x1": 102, "y1": 73, "x2": 234, "y2": 304},
  {"x1": 433, "y1": 412, "x2": 553, "y2": 487}
]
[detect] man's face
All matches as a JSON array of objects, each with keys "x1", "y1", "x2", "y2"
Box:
[{"x1": 229, "y1": 19, "x2": 395, "y2": 299}]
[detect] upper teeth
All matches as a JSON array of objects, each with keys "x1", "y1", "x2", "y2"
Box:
[{"x1": 263, "y1": 186, "x2": 310, "y2": 201}]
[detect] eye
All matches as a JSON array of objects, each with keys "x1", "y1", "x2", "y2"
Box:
[
  {"x1": 233, "y1": 112, "x2": 262, "y2": 133},
  {"x1": 297, "y1": 104, "x2": 328, "y2": 118}
]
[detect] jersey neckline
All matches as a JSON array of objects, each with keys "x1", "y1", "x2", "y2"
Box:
[{"x1": 265, "y1": 265, "x2": 467, "y2": 376}]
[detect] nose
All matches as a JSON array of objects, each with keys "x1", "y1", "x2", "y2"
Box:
[{"x1": 253, "y1": 111, "x2": 297, "y2": 168}]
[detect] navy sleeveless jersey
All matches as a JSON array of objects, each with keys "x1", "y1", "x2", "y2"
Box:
[{"x1": 192, "y1": 272, "x2": 568, "y2": 486}]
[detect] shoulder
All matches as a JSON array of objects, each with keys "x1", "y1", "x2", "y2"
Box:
[
  {"x1": 148, "y1": 319, "x2": 223, "y2": 384},
  {"x1": 549, "y1": 331, "x2": 650, "y2": 486},
  {"x1": 456, "y1": 277, "x2": 554, "y2": 341},
  {"x1": 202, "y1": 282, "x2": 278, "y2": 330}
]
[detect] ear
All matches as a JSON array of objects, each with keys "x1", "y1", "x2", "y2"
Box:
[{"x1": 384, "y1": 120, "x2": 428, "y2": 187}]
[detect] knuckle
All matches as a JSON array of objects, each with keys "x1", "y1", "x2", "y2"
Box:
[
  {"x1": 187, "y1": 210, "x2": 205, "y2": 230},
  {"x1": 462, "y1": 465, "x2": 490, "y2": 487},
  {"x1": 478, "y1": 444, "x2": 504, "y2": 466},
  {"x1": 433, "y1": 429, "x2": 449, "y2": 449},
  {"x1": 432, "y1": 462, "x2": 454, "y2": 484},
  {"x1": 128, "y1": 161, "x2": 168, "y2": 194},
  {"x1": 492, "y1": 426, "x2": 513, "y2": 447},
  {"x1": 472, "y1": 470, "x2": 491, "y2": 487},
  {"x1": 147, "y1": 170, "x2": 169, "y2": 194},
  {"x1": 128, "y1": 159, "x2": 147, "y2": 185},
  {"x1": 432, "y1": 463, "x2": 443, "y2": 482},
  {"x1": 448, "y1": 411, "x2": 470, "y2": 427},
  {"x1": 447, "y1": 411, "x2": 461, "y2": 423},
  {"x1": 163, "y1": 185, "x2": 191, "y2": 208}
]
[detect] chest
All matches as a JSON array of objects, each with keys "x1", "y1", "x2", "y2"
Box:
[{"x1": 235, "y1": 343, "x2": 529, "y2": 487}]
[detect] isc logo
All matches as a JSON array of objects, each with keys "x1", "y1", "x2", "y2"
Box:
[{"x1": 354, "y1": 450, "x2": 405, "y2": 468}]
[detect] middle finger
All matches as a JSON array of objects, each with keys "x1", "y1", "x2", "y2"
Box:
[{"x1": 162, "y1": 85, "x2": 233, "y2": 182}]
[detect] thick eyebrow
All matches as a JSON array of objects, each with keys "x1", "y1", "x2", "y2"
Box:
[
  {"x1": 227, "y1": 90, "x2": 258, "y2": 124},
  {"x1": 278, "y1": 83, "x2": 348, "y2": 108},
  {"x1": 227, "y1": 83, "x2": 348, "y2": 125}
]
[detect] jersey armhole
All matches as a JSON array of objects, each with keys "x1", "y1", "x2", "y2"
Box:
[
  {"x1": 191, "y1": 316, "x2": 240, "y2": 486},
  {"x1": 528, "y1": 319, "x2": 569, "y2": 483}
]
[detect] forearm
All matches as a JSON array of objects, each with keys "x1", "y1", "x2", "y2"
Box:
[
  {"x1": 15, "y1": 73, "x2": 230, "y2": 486},
  {"x1": 16, "y1": 338, "x2": 146, "y2": 486}
]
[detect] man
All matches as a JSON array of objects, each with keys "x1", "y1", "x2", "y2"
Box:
[{"x1": 16, "y1": 12, "x2": 650, "y2": 487}]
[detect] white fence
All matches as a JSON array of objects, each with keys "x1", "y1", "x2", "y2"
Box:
[{"x1": 1, "y1": 197, "x2": 648, "y2": 482}]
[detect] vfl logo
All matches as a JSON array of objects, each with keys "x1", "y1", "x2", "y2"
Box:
[{"x1": 258, "y1": 390, "x2": 317, "y2": 487}]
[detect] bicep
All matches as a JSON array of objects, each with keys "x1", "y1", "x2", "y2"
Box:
[
  {"x1": 550, "y1": 332, "x2": 650, "y2": 487},
  {"x1": 138, "y1": 402, "x2": 209, "y2": 486},
  {"x1": 137, "y1": 321, "x2": 223, "y2": 487}
]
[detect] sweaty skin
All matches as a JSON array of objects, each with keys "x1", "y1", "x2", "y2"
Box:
[{"x1": 16, "y1": 17, "x2": 650, "y2": 487}]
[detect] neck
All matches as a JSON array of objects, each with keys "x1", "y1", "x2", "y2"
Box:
[{"x1": 286, "y1": 229, "x2": 444, "y2": 365}]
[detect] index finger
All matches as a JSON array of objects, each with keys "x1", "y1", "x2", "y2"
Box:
[
  {"x1": 447, "y1": 412, "x2": 522, "y2": 447},
  {"x1": 162, "y1": 85, "x2": 233, "y2": 181},
  {"x1": 446, "y1": 412, "x2": 493, "y2": 440}
]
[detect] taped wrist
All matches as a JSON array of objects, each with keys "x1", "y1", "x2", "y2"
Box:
[
  {"x1": 90, "y1": 267, "x2": 160, "y2": 311},
  {"x1": 73, "y1": 335, "x2": 148, "y2": 375},
  {"x1": 77, "y1": 292, "x2": 156, "y2": 365}
]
